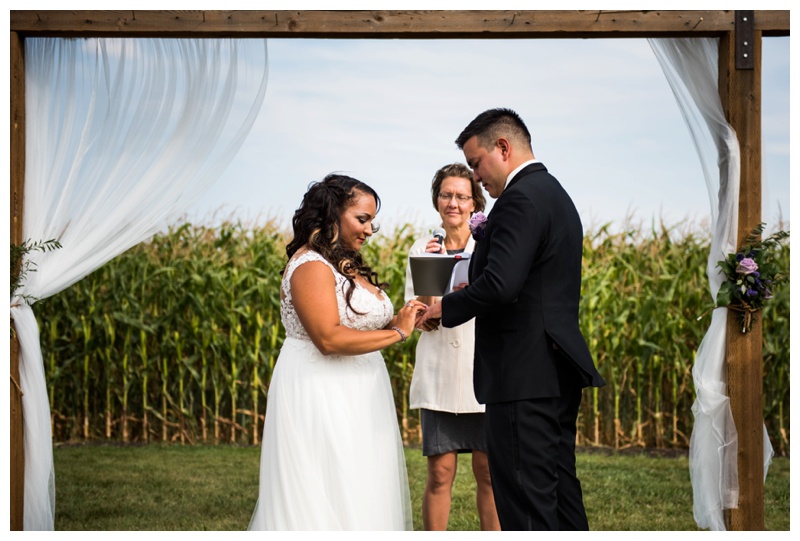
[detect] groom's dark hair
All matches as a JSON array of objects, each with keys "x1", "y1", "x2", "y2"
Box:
[{"x1": 455, "y1": 108, "x2": 532, "y2": 151}]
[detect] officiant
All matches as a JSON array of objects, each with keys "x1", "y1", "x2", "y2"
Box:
[{"x1": 403, "y1": 163, "x2": 499, "y2": 531}]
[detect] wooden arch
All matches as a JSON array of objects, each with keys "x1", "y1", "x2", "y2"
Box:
[{"x1": 9, "y1": 10, "x2": 790, "y2": 531}]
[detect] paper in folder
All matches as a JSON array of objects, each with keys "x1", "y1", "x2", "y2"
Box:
[{"x1": 409, "y1": 253, "x2": 470, "y2": 296}]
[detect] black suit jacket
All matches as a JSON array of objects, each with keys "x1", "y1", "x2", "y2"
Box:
[{"x1": 442, "y1": 163, "x2": 605, "y2": 404}]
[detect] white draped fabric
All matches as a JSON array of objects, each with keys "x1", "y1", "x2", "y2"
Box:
[
  {"x1": 10, "y1": 37, "x2": 269, "y2": 530},
  {"x1": 648, "y1": 37, "x2": 773, "y2": 531}
]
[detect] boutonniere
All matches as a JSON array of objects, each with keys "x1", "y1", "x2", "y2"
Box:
[{"x1": 468, "y1": 212, "x2": 488, "y2": 241}]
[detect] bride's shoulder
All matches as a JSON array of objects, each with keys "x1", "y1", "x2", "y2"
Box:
[{"x1": 286, "y1": 248, "x2": 336, "y2": 278}]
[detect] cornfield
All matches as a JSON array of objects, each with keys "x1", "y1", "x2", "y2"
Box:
[{"x1": 32, "y1": 219, "x2": 790, "y2": 453}]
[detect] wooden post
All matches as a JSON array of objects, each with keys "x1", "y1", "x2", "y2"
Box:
[
  {"x1": 719, "y1": 14, "x2": 765, "y2": 531},
  {"x1": 10, "y1": 30, "x2": 26, "y2": 531}
]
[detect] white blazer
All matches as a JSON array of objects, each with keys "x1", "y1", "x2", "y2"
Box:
[{"x1": 404, "y1": 235, "x2": 484, "y2": 413}]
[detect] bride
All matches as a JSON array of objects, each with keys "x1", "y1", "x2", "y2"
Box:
[{"x1": 248, "y1": 173, "x2": 425, "y2": 530}]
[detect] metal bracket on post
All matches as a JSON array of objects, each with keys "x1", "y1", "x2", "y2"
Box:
[{"x1": 735, "y1": 10, "x2": 755, "y2": 70}]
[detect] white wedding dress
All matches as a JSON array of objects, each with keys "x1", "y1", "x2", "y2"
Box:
[{"x1": 248, "y1": 250, "x2": 413, "y2": 530}]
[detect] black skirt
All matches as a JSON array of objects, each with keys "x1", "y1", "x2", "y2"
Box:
[{"x1": 420, "y1": 409, "x2": 488, "y2": 457}]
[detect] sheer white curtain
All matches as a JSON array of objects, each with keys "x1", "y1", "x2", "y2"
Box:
[
  {"x1": 648, "y1": 37, "x2": 773, "y2": 531},
  {"x1": 10, "y1": 37, "x2": 269, "y2": 530}
]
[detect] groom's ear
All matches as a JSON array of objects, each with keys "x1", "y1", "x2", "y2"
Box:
[{"x1": 496, "y1": 137, "x2": 511, "y2": 160}]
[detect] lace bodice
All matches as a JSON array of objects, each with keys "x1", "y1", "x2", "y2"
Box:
[{"x1": 281, "y1": 250, "x2": 394, "y2": 340}]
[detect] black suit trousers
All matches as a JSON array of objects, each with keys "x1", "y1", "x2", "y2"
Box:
[{"x1": 484, "y1": 360, "x2": 589, "y2": 531}]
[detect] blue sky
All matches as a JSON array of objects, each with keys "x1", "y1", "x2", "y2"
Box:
[{"x1": 185, "y1": 23, "x2": 791, "y2": 236}]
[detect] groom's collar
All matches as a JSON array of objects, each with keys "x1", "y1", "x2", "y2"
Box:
[{"x1": 503, "y1": 159, "x2": 541, "y2": 193}]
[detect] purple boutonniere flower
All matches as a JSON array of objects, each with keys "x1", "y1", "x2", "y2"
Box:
[{"x1": 469, "y1": 211, "x2": 488, "y2": 241}]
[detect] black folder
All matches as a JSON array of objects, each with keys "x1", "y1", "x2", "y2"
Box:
[{"x1": 409, "y1": 253, "x2": 470, "y2": 296}]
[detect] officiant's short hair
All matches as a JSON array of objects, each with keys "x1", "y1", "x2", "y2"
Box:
[{"x1": 430, "y1": 163, "x2": 486, "y2": 214}]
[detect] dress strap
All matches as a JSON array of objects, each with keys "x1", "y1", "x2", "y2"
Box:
[{"x1": 282, "y1": 250, "x2": 339, "y2": 300}]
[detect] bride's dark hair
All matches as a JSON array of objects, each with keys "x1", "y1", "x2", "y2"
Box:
[{"x1": 284, "y1": 173, "x2": 388, "y2": 313}]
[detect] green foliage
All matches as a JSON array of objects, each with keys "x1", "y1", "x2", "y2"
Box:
[
  {"x1": 578, "y1": 223, "x2": 712, "y2": 449},
  {"x1": 36, "y1": 219, "x2": 790, "y2": 452},
  {"x1": 52, "y1": 445, "x2": 790, "y2": 530},
  {"x1": 10, "y1": 238, "x2": 62, "y2": 302}
]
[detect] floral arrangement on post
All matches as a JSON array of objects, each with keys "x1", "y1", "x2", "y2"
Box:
[{"x1": 714, "y1": 223, "x2": 789, "y2": 333}]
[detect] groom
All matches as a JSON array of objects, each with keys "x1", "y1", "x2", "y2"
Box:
[{"x1": 419, "y1": 108, "x2": 605, "y2": 530}]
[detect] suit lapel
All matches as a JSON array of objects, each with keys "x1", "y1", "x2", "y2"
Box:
[{"x1": 467, "y1": 230, "x2": 481, "y2": 283}]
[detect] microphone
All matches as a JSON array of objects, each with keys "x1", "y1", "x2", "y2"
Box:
[{"x1": 432, "y1": 228, "x2": 446, "y2": 250}]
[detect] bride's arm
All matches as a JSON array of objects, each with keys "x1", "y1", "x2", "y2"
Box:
[{"x1": 291, "y1": 261, "x2": 423, "y2": 356}]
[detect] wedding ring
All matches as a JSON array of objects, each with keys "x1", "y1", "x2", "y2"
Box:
[{"x1": 405, "y1": 302, "x2": 412, "y2": 308}]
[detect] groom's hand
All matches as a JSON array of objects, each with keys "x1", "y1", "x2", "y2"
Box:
[
  {"x1": 417, "y1": 317, "x2": 440, "y2": 332},
  {"x1": 416, "y1": 302, "x2": 443, "y2": 330}
]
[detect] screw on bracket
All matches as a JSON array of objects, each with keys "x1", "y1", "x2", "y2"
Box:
[{"x1": 735, "y1": 10, "x2": 754, "y2": 70}]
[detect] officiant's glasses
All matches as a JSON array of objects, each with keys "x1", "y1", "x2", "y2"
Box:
[{"x1": 438, "y1": 192, "x2": 473, "y2": 204}]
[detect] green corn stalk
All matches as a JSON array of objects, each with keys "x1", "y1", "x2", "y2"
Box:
[
  {"x1": 139, "y1": 326, "x2": 150, "y2": 443},
  {"x1": 613, "y1": 370, "x2": 621, "y2": 449},
  {"x1": 211, "y1": 320, "x2": 222, "y2": 444},
  {"x1": 652, "y1": 353, "x2": 663, "y2": 447},
  {"x1": 121, "y1": 324, "x2": 132, "y2": 442},
  {"x1": 175, "y1": 331, "x2": 185, "y2": 444},
  {"x1": 47, "y1": 314, "x2": 60, "y2": 436},
  {"x1": 251, "y1": 311, "x2": 263, "y2": 445},
  {"x1": 160, "y1": 321, "x2": 171, "y2": 442},
  {"x1": 32, "y1": 219, "x2": 788, "y2": 451},
  {"x1": 103, "y1": 313, "x2": 116, "y2": 439},
  {"x1": 190, "y1": 315, "x2": 210, "y2": 443},
  {"x1": 229, "y1": 318, "x2": 240, "y2": 443},
  {"x1": 268, "y1": 319, "x2": 280, "y2": 372},
  {"x1": 201, "y1": 330, "x2": 210, "y2": 443},
  {"x1": 137, "y1": 255, "x2": 154, "y2": 444},
  {"x1": 80, "y1": 314, "x2": 92, "y2": 440},
  {"x1": 399, "y1": 352, "x2": 409, "y2": 444}
]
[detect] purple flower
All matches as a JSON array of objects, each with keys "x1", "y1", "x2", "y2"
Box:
[
  {"x1": 746, "y1": 288, "x2": 758, "y2": 297},
  {"x1": 735, "y1": 253, "x2": 745, "y2": 262},
  {"x1": 736, "y1": 257, "x2": 758, "y2": 275},
  {"x1": 469, "y1": 211, "x2": 488, "y2": 241}
]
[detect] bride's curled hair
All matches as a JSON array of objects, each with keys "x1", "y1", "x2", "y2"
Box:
[{"x1": 284, "y1": 173, "x2": 388, "y2": 313}]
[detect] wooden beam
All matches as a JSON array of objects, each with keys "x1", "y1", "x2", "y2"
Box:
[
  {"x1": 10, "y1": 30, "x2": 26, "y2": 532},
  {"x1": 10, "y1": 10, "x2": 789, "y2": 39},
  {"x1": 719, "y1": 27, "x2": 764, "y2": 531}
]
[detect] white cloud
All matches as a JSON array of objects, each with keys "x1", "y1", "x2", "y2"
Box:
[{"x1": 190, "y1": 35, "x2": 790, "y2": 236}]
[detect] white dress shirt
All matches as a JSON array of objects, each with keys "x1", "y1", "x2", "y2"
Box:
[{"x1": 502, "y1": 158, "x2": 541, "y2": 193}]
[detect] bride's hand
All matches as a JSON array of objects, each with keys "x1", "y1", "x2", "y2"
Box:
[{"x1": 396, "y1": 300, "x2": 427, "y2": 336}]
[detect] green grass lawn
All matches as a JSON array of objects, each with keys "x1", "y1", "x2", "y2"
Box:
[{"x1": 52, "y1": 444, "x2": 789, "y2": 531}]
